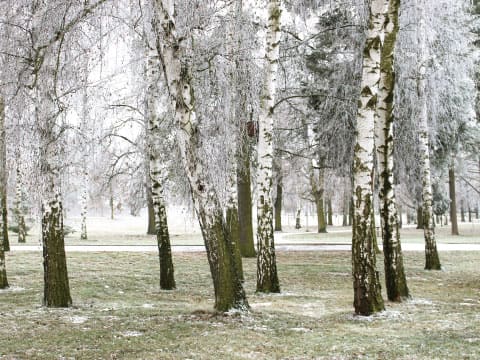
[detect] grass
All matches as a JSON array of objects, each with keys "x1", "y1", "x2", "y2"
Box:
[{"x1": 0, "y1": 250, "x2": 479, "y2": 359}]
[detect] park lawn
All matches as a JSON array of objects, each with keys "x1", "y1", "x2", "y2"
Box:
[{"x1": 0, "y1": 250, "x2": 479, "y2": 359}]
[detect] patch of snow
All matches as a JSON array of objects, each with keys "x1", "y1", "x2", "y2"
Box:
[
  {"x1": 250, "y1": 302, "x2": 272, "y2": 308},
  {"x1": 70, "y1": 316, "x2": 88, "y2": 324},
  {"x1": 408, "y1": 298, "x2": 433, "y2": 305},
  {"x1": 0, "y1": 286, "x2": 25, "y2": 292},
  {"x1": 142, "y1": 303, "x2": 154, "y2": 308},
  {"x1": 290, "y1": 327, "x2": 312, "y2": 333},
  {"x1": 121, "y1": 331, "x2": 143, "y2": 337}
]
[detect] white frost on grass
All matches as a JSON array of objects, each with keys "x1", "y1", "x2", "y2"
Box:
[
  {"x1": 0, "y1": 286, "x2": 25, "y2": 292},
  {"x1": 121, "y1": 331, "x2": 143, "y2": 337},
  {"x1": 69, "y1": 316, "x2": 88, "y2": 324},
  {"x1": 142, "y1": 303, "x2": 154, "y2": 308},
  {"x1": 347, "y1": 310, "x2": 405, "y2": 322},
  {"x1": 408, "y1": 298, "x2": 433, "y2": 305},
  {"x1": 290, "y1": 327, "x2": 312, "y2": 333}
]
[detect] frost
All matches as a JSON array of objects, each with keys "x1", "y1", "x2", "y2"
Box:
[
  {"x1": 69, "y1": 316, "x2": 88, "y2": 324},
  {"x1": 408, "y1": 298, "x2": 433, "y2": 305},
  {"x1": 121, "y1": 331, "x2": 143, "y2": 337}
]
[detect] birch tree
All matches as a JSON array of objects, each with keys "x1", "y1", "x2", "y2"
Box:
[
  {"x1": 256, "y1": 0, "x2": 282, "y2": 293},
  {"x1": 374, "y1": 0, "x2": 409, "y2": 301},
  {"x1": 352, "y1": 0, "x2": 386, "y2": 315},
  {"x1": 146, "y1": 49, "x2": 176, "y2": 290},
  {"x1": 416, "y1": 0, "x2": 441, "y2": 270},
  {"x1": 152, "y1": 0, "x2": 248, "y2": 311},
  {"x1": 0, "y1": 95, "x2": 8, "y2": 289}
]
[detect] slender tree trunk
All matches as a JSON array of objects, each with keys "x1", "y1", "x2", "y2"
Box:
[
  {"x1": 295, "y1": 208, "x2": 301, "y2": 229},
  {"x1": 109, "y1": 184, "x2": 114, "y2": 220},
  {"x1": 237, "y1": 143, "x2": 256, "y2": 257},
  {"x1": 348, "y1": 197, "x2": 353, "y2": 226},
  {"x1": 274, "y1": 181, "x2": 283, "y2": 231},
  {"x1": 146, "y1": 51, "x2": 175, "y2": 290},
  {"x1": 352, "y1": 0, "x2": 386, "y2": 316},
  {"x1": 460, "y1": 199, "x2": 465, "y2": 223},
  {"x1": 327, "y1": 198, "x2": 333, "y2": 226},
  {"x1": 375, "y1": 0, "x2": 409, "y2": 301},
  {"x1": 416, "y1": 206, "x2": 424, "y2": 229},
  {"x1": 398, "y1": 205, "x2": 403, "y2": 228},
  {"x1": 255, "y1": 0, "x2": 282, "y2": 293},
  {"x1": 449, "y1": 158, "x2": 459, "y2": 235},
  {"x1": 14, "y1": 156, "x2": 26, "y2": 243},
  {"x1": 146, "y1": 187, "x2": 156, "y2": 235},
  {"x1": 0, "y1": 96, "x2": 8, "y2": 252},
  {"x1": 311, "y1": 162, "x2": 327, "y2": 233},
  {"x1": 417, "y1": 0, "x2": 441, "y2": 270},
  {"x1": 468, "y1": 206, "x2": 472, "y2": 222},
  {"x1": 152, "y1": 0, "x2": 247, "y2": 311},
  {"x1": 0, "y1": 96, "x2": 8, "y2": 288},
  {"x1": 226, "y1": 184, "x2": 244, "y2": 281}
]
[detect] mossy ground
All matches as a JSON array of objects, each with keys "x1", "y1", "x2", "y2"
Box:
[{"x1": 0, "y1": 249, "x2": 479, "y2": 359}]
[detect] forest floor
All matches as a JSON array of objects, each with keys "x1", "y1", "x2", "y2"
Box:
[
  {"x1": 2, "y1": 216, "x2": 480, "y2": 359},
  {"x1": 0, "y1": 250, "x2": 479, "y2": 359}
]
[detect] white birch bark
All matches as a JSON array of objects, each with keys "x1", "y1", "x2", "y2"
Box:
[
  {"x1": 0, "y1": 94, "x2": 8, "y2": 252},
  {"x1": 352, "y1": 0, "x2": 386, "y2": 315},
  {"x1": 416, "y1": 0, "x2": 441, "y2": 270},
  {"x1": 14, "y1": 165, "x2": 26, "y2": 243},
  {"x1": 80, "y1": 73, "x2": 89, "y2": 241},
  {"x1": 374, "y1": 0, "x2": 409, "y2": 301},
  {"x1": 146, "y1": 49, "x2": 175, "y2": 290},
  {"x1": 152, "y1": 0, "x2": 247, "y2": 311},
  {"x1": 256, "y1": 0, "x2": 281, "y2": 293}
]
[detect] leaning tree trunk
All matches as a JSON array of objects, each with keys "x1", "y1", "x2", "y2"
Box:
[
  {"x1": 255, "y1": 0, "x2": 282, "y2": 293},
  {"x1": 352, "y1": 0, "x2": 386, "y2": 316},
  {"x1": 375, "y1": 0, "x2": 409, "y2": 302},
  {"x1": 146, "y1": 50, "x2": 175, "y2": 290},
  {"x1": 449, "y1": 157, "x2": 459, "y2": 235},
  {"x1": 0, "y1": 96, "x2": 8, "y2": 288},
  {"x1": 0, "y1": 96, "x2": 8, "y2": 252},
  {"x1": 152, "y1": 0, "x2": 247, "y2": 311},
  {"x1": 417, "y1": 0, "x2": 441, "y2": 270}
]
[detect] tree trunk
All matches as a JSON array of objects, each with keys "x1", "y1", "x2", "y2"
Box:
[
  {"x1": 0, "y1": 96, "x2": 8, "y2": 288},
  {"x1": 416, "y1": 206, "x2": 424, "y2": 229},
  {"x1": 152, "y1": 0, "x2": 248, "y2": 311},
  {"x1": 375, "y1": 0, "x2": 409, "y2": 302},
  {"x1": 109, "y1": 184, "x2": 114, "y2": 220},
  {"x1": 348, "y1": 197, "x2": 353, "y2": 226},
  {"x1": 237, "y1": 144, "x2": 256, "y2": 257},
  {"x1": 468, "y1": 206, "x2": 472, "y2": 222},
  {"x1": 14, "y1": 161, "x2": 26, "y2": 244},
  {"x1": 0, "y1": 96, "x2": 8, "y2": 252},
  {"x1": 255, "y1": 0, "x2": 281, "y2": 294},
  {"x1": 147, "y1": 188, "x2": 156, "y2": 235},
  {"x1": 311, "y1": 162, "x2": 327, "y2": 233},
  {"x1": 417, "y1": 0, "x2": 441, "y2": 270},
  {"x1": 449, "y1": 159, "x2": 459, "y2": 235},
  {"x1": 146, "y1": 50, "x2": 175, "y2": 290},
  {"x1": 146, "y1": 154, "x2": 156, "y2": 235},
  {"x1": 226, "y1": 202, "x2": 244, "y2": 281},
  {"x1": 352, "y1": 0, "x2": 386, "y2": 316},
  {"x1": 274, "y1": 182, "x2": 283, "y2": 231},
  {"x1": 460, "y1": 199, "x2": 465, "y2": 223},
  {"x1": 295, "y1": 208, "x2": 301, "y2": 229},
  {"x1": 327, "y1": 198, "x2": 333, "y2": 226}
]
